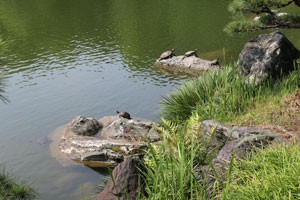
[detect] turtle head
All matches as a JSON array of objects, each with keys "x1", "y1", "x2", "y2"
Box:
[{"x1": 171, "y1": 48, "x2": 175, "y2": 52}]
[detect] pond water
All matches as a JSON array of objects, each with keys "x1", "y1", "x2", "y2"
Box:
[{"x1": 0, "y1": 0, "x2": 299, "y2": 199}]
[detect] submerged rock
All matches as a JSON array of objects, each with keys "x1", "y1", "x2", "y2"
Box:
[
  {"x1": 58, "y1": 115, "x2": 159, "y2": 167},
  {"x1": 237, "y1": 31, "x2": 300, "y2": 85}
]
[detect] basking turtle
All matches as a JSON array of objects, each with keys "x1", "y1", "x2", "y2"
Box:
[
  {"x1": 158, "y1": 48, "x2": 175, "y2": 61},
  {"x1": 182, "y1": 49, "x2": 198, "y2": 60},
  {"x1": 116, "y1": 110, "x2": 131, "y2": 119},
  {"x1": 210, "y1": 58, "x2": 220, "y2": 66}
]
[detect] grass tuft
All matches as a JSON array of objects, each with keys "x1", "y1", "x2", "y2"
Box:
[{"x1": 0, "y1": 166, "x2": 37, "y2": 199}]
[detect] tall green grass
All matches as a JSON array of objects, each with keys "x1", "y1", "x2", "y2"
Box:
[
  {"x1": 142, "y1": 63, "x2": 300, "y2": 200},
  {"x1": 0, "y1": 166, "x2": 37, "y2": 199},
  {"x1": 222, "y1": 143, "x2": 300, "y2": 200},
  {"x1": 161, "y1": 65, "x2": 300, "y2": 123},
  {"x1": 140, "y1": 114, "x2": 215, "y2": 200}
]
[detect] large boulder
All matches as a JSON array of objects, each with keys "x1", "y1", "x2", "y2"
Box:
[
  {"x1": 237, "y1": 31, "x2": 300, "y2": 84},
  {"x1": 58, "y1": 115, "x2": 159, "y2": 167},
  {"x1": 95, "y1": 157, "x2": 144, "y2": 200}
]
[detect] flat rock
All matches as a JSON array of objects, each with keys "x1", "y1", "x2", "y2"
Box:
[{"x1": 154, "y1": 55, "x2": 220, "y2": 72}]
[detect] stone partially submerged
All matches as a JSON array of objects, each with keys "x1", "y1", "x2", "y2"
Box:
[
  {"x1": 58, "y1": 115, "x2": 159, "y2": 167},
  {"x1": 237, "y1": 31, "x2": 300, "y2": 85},
  {"x1": 154, "y1": 55, "x2": 220, "y2": 72}
]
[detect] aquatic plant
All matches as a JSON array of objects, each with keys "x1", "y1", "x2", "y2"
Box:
[{"x1": 0, "y1": 166, "x2": 37, "y2": 199}]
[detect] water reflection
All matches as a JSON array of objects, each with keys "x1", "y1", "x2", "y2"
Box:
[
  {"x1": 0, "y1": 76, "x2": 9, "y2": 103},
  {"x1": 0, "y1": 0, "x2": 241, "y2": 87}
]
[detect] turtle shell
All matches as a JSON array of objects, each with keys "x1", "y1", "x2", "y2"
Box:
[
  {"x1": 116, "y1": 110, "x2": 131, "y2": 119},
  {"x1": 159, "y1": 49, "x2": 175, "y2": 60},
  {"x1": 184, "y1": 49, "x2": 198, "y2": 57}
]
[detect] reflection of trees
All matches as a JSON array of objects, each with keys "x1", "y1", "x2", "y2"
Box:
[
  {"x1": 0, "y1": 76, "x2": 9, "y2": 103},
  {"x1": 0, "y1": 0, "x2": 298, "y2": 84}
]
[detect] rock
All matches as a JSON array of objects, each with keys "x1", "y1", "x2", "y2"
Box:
[
  {"x1": 95, "y1": 157, "x2": 145, "y2": 200},
  {"x1": 59, "y1": 115, "x2": 159, "y2": 167},
  {"x1": 237, "y1": 31, "x2": 300, "y2": 85},
  {"x1": 154, "y1": 55, "x2": 220, "y2": 72},
  {"x1": 65, "y1": 116, "x2": 102, "y2": 136},
  {"x1": 194, "y1": 120, "x2": 276, "y2": 198}
]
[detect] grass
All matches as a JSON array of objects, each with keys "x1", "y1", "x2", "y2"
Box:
[
  {"x1": 161, "y1": 64, "x2": 300, "y2": 124},
  {"x1": 140, "y1": 115, "x2": 212, "y2": 200},
  {"x1": 139, "y1": 63, "x2": 300, "y2": 200},
  {"x1": 0, "y1": 166, "x2": 37, "y2": 199},
  {"x1": 222, "y1": 143, "x2": 300, "y2": 200}
]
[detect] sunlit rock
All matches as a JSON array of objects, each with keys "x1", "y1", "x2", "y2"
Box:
[
  {"x1": 237, "y1": 31, "x2": 300, "y2": 85},
  {"x1": 154, "y1": 55, "x2": 220, "y2": 72},
  {"x1": 58, "y1": 115, "x2": 159, "y2": 167}
]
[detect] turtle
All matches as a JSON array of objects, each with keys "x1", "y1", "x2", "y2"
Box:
[
  {"x1": 158, "y1": 48, "x2": 175, "y2": 61},
  {"x1": 182, "y1": 49, "x2": 198, "y2": 60},
  {"x1": 30, "y1": 136, "x2": 52, "y2": 146},
  {"x1": 210, "y1": 57, "x2": 220, "y2": 66},
  {"x1": 116, "y1": 110, "x2": 131, "y2": 119}
]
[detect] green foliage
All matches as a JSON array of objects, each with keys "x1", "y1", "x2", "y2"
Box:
[
  {"x1": 161, "y1": 65, "x2": 300, "y2": 124},
  {"x1": 0, "y1": 166, "x2": 37, "y2": 199},
  {"x1": 222, "y1": 143, "x2": 300, "y2": 199},
  {"x1": 225, "y1": 0, "x2": 300, "y2": 33},
  {"x1": 140, "y1": 114, "x2": 218, "y2": 200}
]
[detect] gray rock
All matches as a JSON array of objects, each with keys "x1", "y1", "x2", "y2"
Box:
[
  {"x1": 237, "y1": 31, "x2": 300, "y2": 85},
  {"x1": 194, "y1": 120, "x2": 276, "y2": 197},
  {"x1": 154, "y1": 55, "x2": 220, "y2": 72},
  {"x1": 95, "y1": 157, "x2": 144, "y2": 200},
  {"x1": 65, "y1": 116, "x2": 102, "y2": 136},
  {"x1": 59, "y1": 115, "x2": 159, "y2": 167}
]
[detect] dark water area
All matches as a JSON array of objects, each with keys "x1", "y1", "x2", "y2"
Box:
[{"x1": 0, "y1": 0, "x2": 299, "y2": 199}]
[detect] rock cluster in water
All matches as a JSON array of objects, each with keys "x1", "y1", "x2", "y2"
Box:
[{"x1": 59, "y1": 115, "x2": 159, "y2": 167}]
